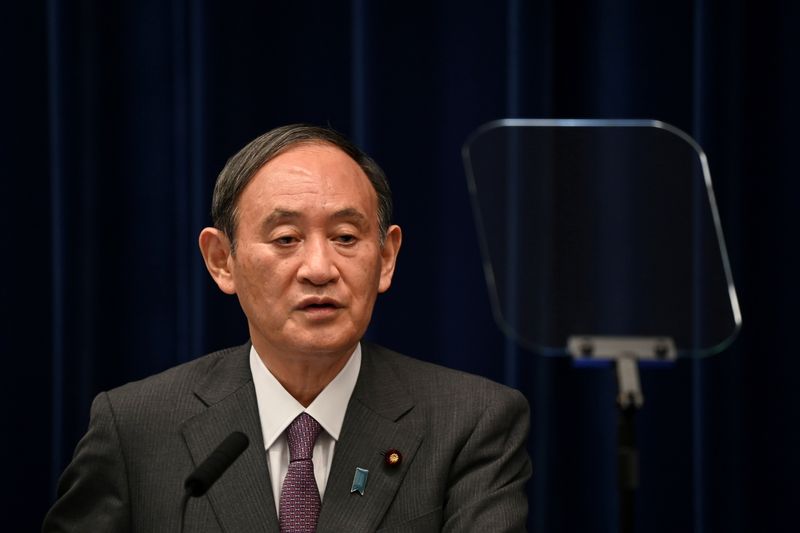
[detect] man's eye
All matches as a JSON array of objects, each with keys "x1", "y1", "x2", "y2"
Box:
[
  {"x1": 273, "y1": 236, "x2": 297, "y2": 246},
  {"x1": 335, "y1": 234, "x2": 357, "y2": 245}
]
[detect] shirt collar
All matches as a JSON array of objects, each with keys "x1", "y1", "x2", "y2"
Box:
[{"x1": 249, "y1": 343, "x2": 361, "y2": 449}]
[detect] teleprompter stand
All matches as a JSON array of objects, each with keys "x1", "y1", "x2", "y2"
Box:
[{"x1": 568, "y1": 336, "x2": 677, "y2": 533}]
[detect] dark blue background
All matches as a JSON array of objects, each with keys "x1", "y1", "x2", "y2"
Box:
[{"x1": 3, "y1": 1, "x2": 798, "y2": 532}]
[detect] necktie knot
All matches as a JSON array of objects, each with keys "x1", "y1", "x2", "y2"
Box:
[{"x1": 286, "y1": 413, "x2": 322, "y2": 462}]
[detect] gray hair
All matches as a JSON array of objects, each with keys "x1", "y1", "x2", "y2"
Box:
[{"x1": 211, "y1": 124, "x2": 393, "y2": 251}]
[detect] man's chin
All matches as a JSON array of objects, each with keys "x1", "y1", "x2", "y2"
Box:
[
  {"x1": 278, "y1": 331, "x2": 360, "y2": 359},
  {"x1": 250, "y1": 320, "x2": 363, "y2": 360},
  {"x1": 293, "y1": 340, "x2": 359, "y2": 358}
]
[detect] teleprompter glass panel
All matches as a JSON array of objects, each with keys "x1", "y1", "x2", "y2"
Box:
[{"x1": 463, "y1": 120, "x2": 740, "y2": 357}]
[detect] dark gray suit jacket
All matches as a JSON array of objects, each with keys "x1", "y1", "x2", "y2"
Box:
[{"x1": 43, "y1": 342, "x2": 531, "y2": 532}]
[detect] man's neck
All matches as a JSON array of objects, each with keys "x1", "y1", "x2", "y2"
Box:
[{"x1": 252, "y1": 341, "x2": 355, "y2": 407}]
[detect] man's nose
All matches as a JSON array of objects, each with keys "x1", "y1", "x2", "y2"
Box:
[{"x1": 297, "y1": 237, "x2": 340, "y2": 286}]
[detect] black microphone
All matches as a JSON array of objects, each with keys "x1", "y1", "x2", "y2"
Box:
[
  {"x1": 184, "y1": 431, "x2": 249, "y2": 496},
  {"x1": 180, "y1": 431, "x2": 249, "y2": 532}
]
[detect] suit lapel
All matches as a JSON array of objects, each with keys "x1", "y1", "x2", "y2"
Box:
[
  {"x1": 317, "y1": 343, "x2": 423, "y2": 532},
  {"x1": 180, "y1": 343, "x2": 279, "y2": 532}
]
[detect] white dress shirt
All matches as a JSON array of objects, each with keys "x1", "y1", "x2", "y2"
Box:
[{"x1": 249, "y1": 343, "x2": 361, "y2": 513}]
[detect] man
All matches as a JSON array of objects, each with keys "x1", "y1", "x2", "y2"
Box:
[{"x1": 43, "y1": 124, "x2": 531, "y2": 532}]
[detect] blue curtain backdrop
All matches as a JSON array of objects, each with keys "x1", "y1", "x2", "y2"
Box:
[{"x1": 3, "y1": 1, "x2": 798, "y2": 531}]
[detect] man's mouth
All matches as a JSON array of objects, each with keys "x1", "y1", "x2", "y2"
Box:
[
  {"x1": 303, "y1": 303, "x2": 337, "y2": 310},
  {"x1": 296, "y1": 297, "x2": 343, "y2": 313}
]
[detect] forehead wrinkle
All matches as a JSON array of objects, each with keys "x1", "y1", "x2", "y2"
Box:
[{"x1": 262, "y1": 207, "x2": 368, "y2": 224}]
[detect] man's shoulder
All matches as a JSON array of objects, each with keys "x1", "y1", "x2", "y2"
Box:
[
  {"x1": 362, "y1": 342, "x2": 526, "y2": 408},
  {"x1": 104, "y1": 342, "x2": 250, "y2": 405}
]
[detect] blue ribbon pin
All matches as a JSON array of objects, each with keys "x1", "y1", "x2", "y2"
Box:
[{"x1": 351, "y1": 467, "x2": 369, "y2": 495}]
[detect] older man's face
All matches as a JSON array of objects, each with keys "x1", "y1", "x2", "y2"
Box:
[{"x1": 225, "y1": 143, "x2": 400, "y2": 361}]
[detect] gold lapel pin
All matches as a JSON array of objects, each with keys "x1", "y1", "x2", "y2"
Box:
[{"x1": 383, "y1": 448, "x2": 402, "y2": 467}]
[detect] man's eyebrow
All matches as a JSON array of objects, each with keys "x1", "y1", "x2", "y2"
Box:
[
  {"x1": 332, "y1": 208, "x2": 369, "y2": 224},
  {"x1": 263, "y1": 209, "x2": 301, "y2": 226}
]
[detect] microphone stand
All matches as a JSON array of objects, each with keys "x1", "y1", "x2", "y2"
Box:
[{"x1": 180, "y1": 492, "x2": 191, "y2": 533}]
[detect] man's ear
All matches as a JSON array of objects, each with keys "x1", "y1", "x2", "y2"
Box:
[
  {"x1": 378, "y1": 224, "x2": 402, "y2": 293},
  {"x1": 198, "y1": 227, "x2": 237, "y2": 295}
]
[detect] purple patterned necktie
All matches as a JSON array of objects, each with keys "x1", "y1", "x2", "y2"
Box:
[{"x1": 279, "y1": 413, "x2": 323, "y2": 533}]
